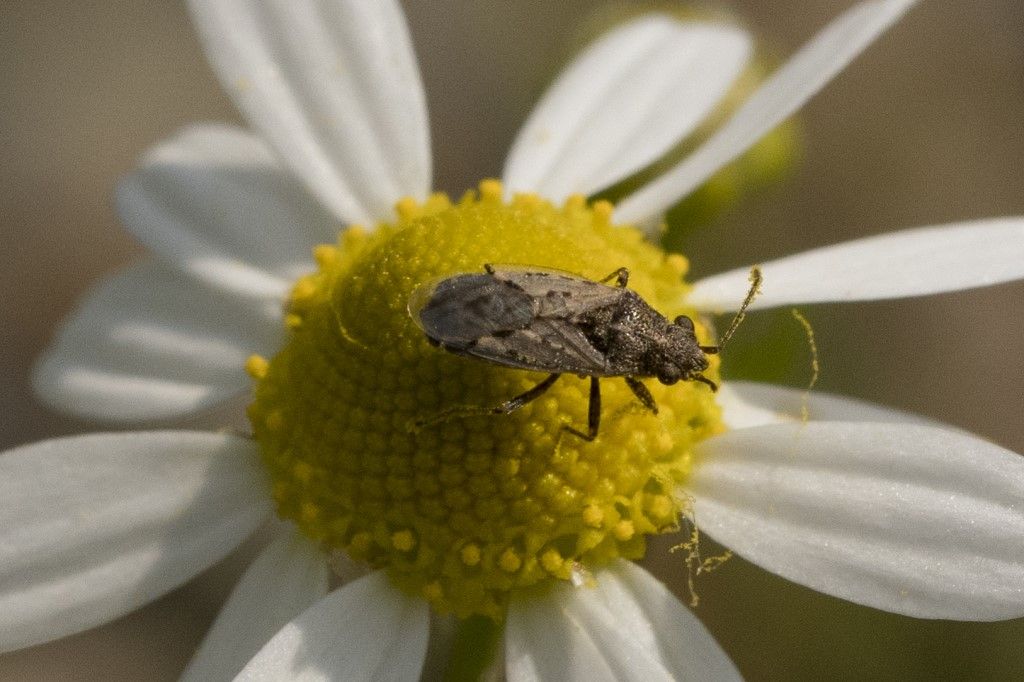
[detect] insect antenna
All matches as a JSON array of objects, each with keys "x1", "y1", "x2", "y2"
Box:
[{"x1": 700, "y1": 265, "x2": 762, "y2": 354}]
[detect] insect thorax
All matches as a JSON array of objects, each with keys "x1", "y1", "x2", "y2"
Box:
[{"x1": 589, "y1": 292, "x2": 707, "y2": 381}]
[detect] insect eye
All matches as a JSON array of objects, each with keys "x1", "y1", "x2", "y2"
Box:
[
  {"x1": 658, "y1": 366, "x2": 681, "y2": 385},
  {"x1": 673, "y1": 315, "x2": 695, "y2": 333}
]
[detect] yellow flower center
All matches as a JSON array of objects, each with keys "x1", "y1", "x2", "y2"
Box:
[{"x1": 247, "y1": 180, "x2": 723, "y2": 618}]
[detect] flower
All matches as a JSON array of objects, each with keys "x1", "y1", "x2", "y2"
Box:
[{"x1": 3, "y1": 0, "x2": 1024, "y2": 680}]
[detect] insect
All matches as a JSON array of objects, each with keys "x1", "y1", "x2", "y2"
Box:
[{"x1": 409, "y1": 264, "x2": 760, "y2": 440}]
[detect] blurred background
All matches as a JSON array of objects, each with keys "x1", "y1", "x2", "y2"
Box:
[{"x1": 2, "y1": 0, "x2": 1023, "y2": 679}]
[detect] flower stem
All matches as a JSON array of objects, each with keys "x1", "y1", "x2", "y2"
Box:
[{"x1": 442, "y1": 615, "x2": 503, "y2": 682}]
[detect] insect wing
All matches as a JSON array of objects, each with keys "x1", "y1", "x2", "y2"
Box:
[
  {"x1": 409, "y1": 273, "x2": 537, "y2": 348},
  {"x1": 468, "y1": 316, "x2": 610, "y2": 375},
  {"x1": 485, "y1": 266, "x2": 625, "y2": 318}
]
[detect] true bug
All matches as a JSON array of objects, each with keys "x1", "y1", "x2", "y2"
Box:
[{"x1": 409, "y1": 264, "x2": 760, "y2": 440}]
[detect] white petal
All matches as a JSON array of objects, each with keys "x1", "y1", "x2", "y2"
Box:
[
  {"x1": 182, "y1": 525, "x2": 329, "y2": 682},
  {"x1": 506, "y1": 561, "x2": 738, "y2": 681},
  {"x1": 687, "y1": 422, "x2": 1024, "y2": 620},
  {"x1": 599, "y1": 562, "x2": 741, "y2": 681},
  {"x1": 717, "y1": 380, "x2": 936, "y2": 430},
  {"x1": 503, "y1": 16, "x2": 750, "y2": 202},
  {"x1": 235, "y1": 571, "x2": 429, "y2": 681},
  {"x1": 616, "y1": 0, "x2": 917, "y2": 224},
  {"x1": 420, "y1": 613, "x2": 458, "y2": 682},
  {"x1": 0, "y1": 431, "x2": 271, "y2": 653},
  {"x1": 689, "y1": 218, "x2": 1024, "y2": 311},
  {"x1": 33, "y1": 262, "x2": 282, "y2": 423},
  {"x1": 187, "y1": 0, "x2": 431, "y2": 225},
  {"x1": 117, "y1": 124, "x2": 337, "y2": 300}
]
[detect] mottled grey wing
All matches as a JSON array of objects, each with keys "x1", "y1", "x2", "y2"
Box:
[
  {"x1": 487, "y1": 267, "x2": 624, "y2": 318},
  {"x1": 465, "y1": 317, "x2": 610, "y2": 375},
  {"x1": 412, "y1": 273, "x2": 537, "y2": 347}
]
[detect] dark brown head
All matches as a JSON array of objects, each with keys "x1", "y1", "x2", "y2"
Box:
[{"x1": 651, "y1": 315, "x2": 709, "y2": 385}]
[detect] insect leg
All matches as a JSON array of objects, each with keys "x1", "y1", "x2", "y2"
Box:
[
  {"x1": 563, "y1": 376, "x2": 601, "y2": 442},
  {"x1": 330, "y1": 304, "x2": 371, "y2": 351},
  {"x1": 693, "y1": 374, "x2": 719, "y2": 392},
  {"x1": 598, "y1": 267, "x2": 630, "y2": 288},
  {"x1": 490, "y1": 372, "x2": 562, "y2": 414},
  {"x1": 409, "y1": 373, "x2": 562, "y2": 432},
  {"x1": 624, "y1": 377, "x2": 659, "y2": 414}
]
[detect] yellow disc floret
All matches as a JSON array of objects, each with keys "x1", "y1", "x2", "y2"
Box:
[{"x1": 248, "y1": 180, "x2": 723, "y2": 618}]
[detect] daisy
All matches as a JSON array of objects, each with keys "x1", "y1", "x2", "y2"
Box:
[{"x1": 4, "y1": 0, "x2": 1024, "y2": 679}]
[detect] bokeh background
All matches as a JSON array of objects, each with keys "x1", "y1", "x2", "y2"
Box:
[{"x1": 2, "y1": 0, "x2": 1023, "y2": 679}]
